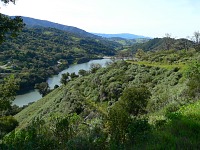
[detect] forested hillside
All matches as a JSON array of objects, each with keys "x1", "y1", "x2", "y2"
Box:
[
  {"x1": 130, "y1": 38, "x2": 194, "y2": 52},
  {"x1": 105, "y1": 37, "x2": 149, "y2": 47},
  {"x1": 0, "y1": 27, "x2": 118, "y2": 92},
  {"x1": 16, "y1": 16, "x2": 98, "y2": 38},
  {"x1": 1, "y1": 0, "x2": 200, "y2": 149},
  {"x1": 114, "y1": 37, "x2": 195, "y2": 59},
  {"x1": 18, "y1": 16, "x2": 122, "y2": 48},
  {"x1": 1, "y1": 49, "x2": 199, "y2": 149}
]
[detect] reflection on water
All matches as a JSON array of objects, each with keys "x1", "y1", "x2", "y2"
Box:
[
  {"x1": 13, "y1": 59, "x2": 111, "y2": 107},
  {"x1": 13, "y1": 90, "x2": 42, "y2": 107}
]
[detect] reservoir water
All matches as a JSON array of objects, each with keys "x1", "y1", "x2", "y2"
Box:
[{"x1": 13, "y1": 59, "x2": 111, "y2": 107}]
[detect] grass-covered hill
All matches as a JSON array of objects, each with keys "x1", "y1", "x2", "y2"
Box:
[
  {"x1": 0, "y1": 27, "x2": 118, "y2": 92},
  {"x1": 15, "y1": 49, "x2": 198, "y2": 125},
  {"x1": 105, "y1": 37, "x2": 149, "y2": 47},
  {"x1": 3, "y1": 49, "x2": 199, "y2": 149},
  {"x1": 130, "y1": 37, "x2": 194, "y2": 52}
]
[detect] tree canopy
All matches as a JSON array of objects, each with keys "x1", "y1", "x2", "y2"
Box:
[
  {"x1": 0, "y1": 75, "x2": 19, "y2": 111},
  {"x1": 0, "y1": 0, "x2": 24, "y2": 44}
]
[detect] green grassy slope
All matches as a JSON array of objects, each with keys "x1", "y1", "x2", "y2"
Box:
[
  {"x1": 130, "y1": 38, "x2": 194, "y2": 52},
  {"x1": 11, "y1": 49, "x2": 200, "y2": 149},
  {"x1": 15, "y1": 57, "x2": 189, "y2": 128},
  {"x1": 141, "y1": 100, "x2": 200, "y2": 149}
]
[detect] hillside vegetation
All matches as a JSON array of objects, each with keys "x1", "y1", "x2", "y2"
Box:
[
  {"x1": 1, "y1": 48, "x2": 200, "y2": 149},
  {"x1": 18, "y1": 16, "x2": 98, "y2": 38},
  {"x1": 0, "y1": 27, "x2": 118, "y2": 92},
  {"x1": 130, "y1": 38, "x2": 194, "y2": 52},
  {"x1": 106, "y1": 37, "x2": 149, "y2": 47},
  {"x1": 114, "y1": 37, "x2": 194, "y2": 60},
  {"x1": 20, "y1": 16, "x2": 122, "y2": 48}
]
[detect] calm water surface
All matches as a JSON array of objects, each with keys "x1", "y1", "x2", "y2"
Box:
[{"x1": 13, "y1": 59, "x2": 111, "y2": 107}]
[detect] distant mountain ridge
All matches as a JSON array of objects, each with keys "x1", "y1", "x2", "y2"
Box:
[
  {"x1": 10, "y1": 16, "x2": 122, "y2": 48},
  {"x1": 12, "y1": 16, "x2": 99, "y2": 38},
  {"x1": 92, "y1": 33, "x2": 151, "y2": 39},
  {"x1": 11, "y1": 16, "x2": 149, "y2": 40}
]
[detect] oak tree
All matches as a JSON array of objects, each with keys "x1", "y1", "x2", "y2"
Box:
[{"x1": 0, "y1": 0, "x2": 25, "y2": 44}]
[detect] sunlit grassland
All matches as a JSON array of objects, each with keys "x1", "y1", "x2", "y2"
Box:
[
  {"x1": 137, "y1": 100, "x2": 200, "y2": 149},
  {"x1": 127, "y1": 60, "x2": 187, "y2": 71}
]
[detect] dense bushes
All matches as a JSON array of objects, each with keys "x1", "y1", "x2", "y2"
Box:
[
  {"x1": 1, "y1": 114, "x2": 107, "y2": 150},
  {"x1": 185, "y1": 59, "x2": 200, "y2": 98},
  {"x1": 2, "y1": 49, "x2": 200, "y2": 149},
  {"x1": 1, "y1": 87, "x2": 152, "y2": 149},
  {"x1": 107, "y1": 86, "x2": 151, "y2": 149},
  {"x1": 0, "y1": 116, "x2": 18, "y2": 139},
  {"x1": 120, "y1": 86, "x2": 151, "y2": 115}
]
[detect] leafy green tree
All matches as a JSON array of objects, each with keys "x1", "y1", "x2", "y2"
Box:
[
  {"x1": 0, "y1": 116, "x2": 18, "y2": 139},
  {"x1": 1, "y1": 118, "x2": 57, "y2": 150},
  {"x1": 126, "y1": 117, "x2": 151, "y2": 147},
  {"x1": 78, "y1": 69, "x2": 88, "y2": 76},
  {"x1": 120, "y1": 86, "x2": 151, "y2": 116},
  {"x1": 0, "y1": 75, "x2": 19, "y2": 111},
  {"x1": 34, "y1": 82, "x2": 50, "y2": 97},
  {"x1": 0, "y1": 75, "x2": 19, "y2": 140},
  {"x1": 0, "y1": 0, "x2": 24, "y2": 44},
  {"x1": 90, "y1": 63, "x2": 102, "y2": 73},
  {"x1": 60, "y1": 72, "x2": 70, "y2": 85},
  {"x1": 117, "y1": 50, "x2": 132, "y2": 59},
  {"x1": 54, "y1": 84, "x2": 59, "y2": 89},
  {"x1": 135, "y1": 49, "x2": 146, "y2": 59},
  {"x1": 50, "y1": 114, "x2": 81, "y2": 144},
  {"x1": 186, "y1": 60, "x2": 200, "y2": 98},
  {"x1": 70, "y1": 72, "x2": 79, "y2": 79},
  {"x1": 107, "y1": 103, "x2": 130, "y2": 148},
  {"x1": 107, "y1": 81, "x2": 123, "y2": 101}
]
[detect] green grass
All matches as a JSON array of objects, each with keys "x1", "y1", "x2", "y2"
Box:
[
  {"x1": 14, "y1": 86, "x2": 66, "y2": 129},
  {"x1": 178, "y1": 100, "x2": 200, "y2": 122},
  {"x1": 85, "y1": 99, "x2": 108, "y2": 116},
  {"x1": 43, "y1": 31, "x2": 53, "y2": 35},
  {"x1": 127, "y1": 60, "x2": 186, "y2": 71},
  {"x1": 141, "y1": 100, "x2": 200, "y2": 150}
]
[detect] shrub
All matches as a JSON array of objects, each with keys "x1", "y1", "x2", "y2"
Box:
[
  {"x1": 0, "y1": 116, "x2": 18, "y2": 139},
  {"x1": 120, "y1": 86, "x2": 151, "y2": 116}
]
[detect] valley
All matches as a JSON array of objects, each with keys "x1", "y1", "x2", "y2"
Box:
[
  {"x1": 0, "y1": 27, "x2": 116, "y2": 92},
  {"x1": 1, "y1": 12, "x2": 200, "y2": 150},
  {"x1": 13, "y1": 58, "x2": 111, "y2": 107}
]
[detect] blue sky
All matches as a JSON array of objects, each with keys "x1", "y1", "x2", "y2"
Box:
[{"x1": 1, "y1": 0, "x2": 200, "y2": 38}]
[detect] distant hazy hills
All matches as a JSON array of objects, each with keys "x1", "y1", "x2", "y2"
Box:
[
  {"x1": 16, "y1": 16, "x2": 98, "y2": 38},
  {"x1": 93, "y1": 33, "x2": 151, "y2": 39},
  {"x1": 11, "y1": 16, "x2": 149, "y2": 40}
]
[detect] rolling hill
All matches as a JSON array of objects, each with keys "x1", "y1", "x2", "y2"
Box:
[
  {"x1": 10, "y1": 49, "x2": 200, "y2": 149},
  {"x1": 16, "y1": 16, "x2": 98, "y2": 38},
  {"x1": 0, "y1": 27, "x2": 117, "y2": 91},
  {"x1": 12, "y1": 16, "x2": 149, "y2": 47},
  {"x1": 93, "y1": 33, "x2": 151, "y2": 39},
  {"x1": 2, "y1": 15, "x2": 200, "y2": 150},
  {"x1": 130, "y1": 37, "x2": 194, "y2": 52}
]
